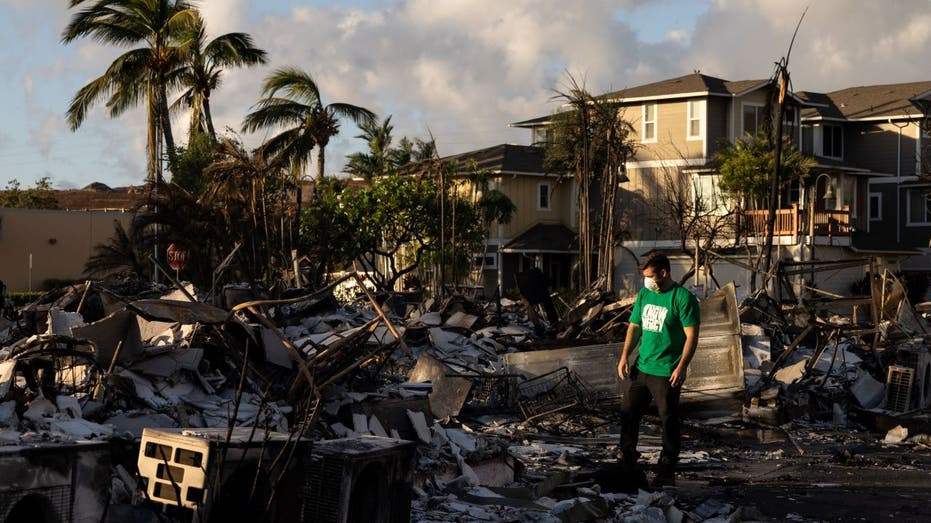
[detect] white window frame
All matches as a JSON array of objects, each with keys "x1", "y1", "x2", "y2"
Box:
[
  {"x1": 474, "y1": 253, "x2": 497, "y2": 270},
  {"x1": 687, "y1": 99, "x2": 704, "y2": 140},
  {"x1": 906, "y1": 188, "x2": 931, "y2": 226},
  {"x1": 741, "y1": 102, "x2": 765, "y2": 137},
  {"x1": 691, "y1": 173, "x2": 729, "y2": 216},
  {"x1": 821, "y1": 124, "x2": 843, "y2": 159},
  {"x1": 537, "y1": 182, "x2": 551, "y2": 211},
  {"x1": 642, "y1": 103, "x2": 657, "y2": 143},
  {"x1": 868, "y1": 192, "x2": 882, "y2": 222}
]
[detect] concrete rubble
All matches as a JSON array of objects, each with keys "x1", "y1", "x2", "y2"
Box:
[{"x1": 0, "y1": 265, "x2": 930, "y2": 522}]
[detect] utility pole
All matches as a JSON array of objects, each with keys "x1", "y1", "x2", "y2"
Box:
[{"x1": 761, "y1": 6, "x2": 807, "y2": 290}]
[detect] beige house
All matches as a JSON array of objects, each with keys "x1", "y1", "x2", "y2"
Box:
[
  {"x1": 0, "y1": 208, "x2": 133, "y2": 292},
  {"x1": 439, "y1": 144, "x2": 577, "y2": 296}
]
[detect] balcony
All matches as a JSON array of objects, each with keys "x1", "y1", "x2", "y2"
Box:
[{"x1": 740, "y1": 204, "x2": 851, "y2": 241}]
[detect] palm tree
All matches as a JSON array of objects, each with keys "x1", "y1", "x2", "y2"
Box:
[
  {"x1": 62, "y1": 0, "x2": 197, "y2": 183},
  {"x1": 344, "y1": 116, "x2": 395, "y2": 181},
  {"x1": 84, "y1": 220, "x2": 150, "y2": 279},
  {"x1": 172, "y1": 12, "x2": 267, "y2": 140},
  {"x1": 242, "y1": 67, "x2": 377, "y2": 186}
]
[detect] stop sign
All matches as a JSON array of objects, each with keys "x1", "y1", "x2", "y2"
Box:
[{"x1": 166, "y1": 243, "x2": 188, "y2": 271}]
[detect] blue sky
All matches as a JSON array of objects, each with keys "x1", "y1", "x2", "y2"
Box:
[{"x1": 0, "y1": 0, "x2": 929, "y2": 190}]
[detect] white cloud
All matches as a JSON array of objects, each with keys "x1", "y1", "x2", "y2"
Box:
[
  {"x1": 3, "y1": 0, "x2": 931, "y2": 189},
  {"x1": 665, "y1": 29, "x2": 691, "y2": 45},
  {"x1": 199, "y1": 0, "x2": 250, "y2": 38}
]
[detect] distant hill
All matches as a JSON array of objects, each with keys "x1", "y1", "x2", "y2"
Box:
[{"x1": 53, "y1": 183, "x2": 146, "y2": 211}]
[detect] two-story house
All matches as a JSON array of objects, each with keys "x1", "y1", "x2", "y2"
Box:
[
  {"x1": 437, "y1": 144, "x2": 577, "y2": 296},
  {"x1": 510, "y1": 73, "x2": 931, "y2": 297},
  {"x1": 798, "y1": 82, "x2": 931, "y2": 255}
]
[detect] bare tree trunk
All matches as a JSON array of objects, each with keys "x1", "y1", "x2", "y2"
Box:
[
  {"x1": 203, "y1": 94, "x2": 216, "y2": 140},
  {"x1": 159, "y1": 86, "x2": 177, "y2": 170},
  {"x1": 316, "y1": 145, "x2": 326, "y2": 183}
]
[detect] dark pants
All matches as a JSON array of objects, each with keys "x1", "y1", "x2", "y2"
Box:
[{"x1": 620, "y1": 367, "x2": 682, "y2": 464}]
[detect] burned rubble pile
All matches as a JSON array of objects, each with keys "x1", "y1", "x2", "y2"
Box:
[{"x1": 0, "y1": 267, "x2": 930, "y2": 522}]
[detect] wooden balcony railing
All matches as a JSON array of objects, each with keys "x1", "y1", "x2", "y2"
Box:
[{"x1": 740, "y1": 204, "x2": 851, "y2": 239}]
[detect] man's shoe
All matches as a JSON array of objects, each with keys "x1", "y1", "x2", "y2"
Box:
[
  {"x1": 615, "y1": 451, "x2": 649, "y2": 492},
  {"x1": 651, "y1": 458, "x2": 676, "y2": 488}
]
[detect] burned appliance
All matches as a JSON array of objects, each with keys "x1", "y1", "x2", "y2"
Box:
[
  {"x1": 299, "y1": 436, "x2": 416, "y2": 523},
  {"x1": 0, "y1": 441, "x2": 110, "y2": 523},
  {"x1": 884, "y1": 345, "x2": 931, "y2": 412},
  {"x1": 138, "y1": 428, "x2": 415, "y2": 523},
  {"x1": 137, "y1": 427, "x2": 312, "y2": 522}
]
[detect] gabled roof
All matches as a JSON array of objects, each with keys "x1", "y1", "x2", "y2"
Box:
[
  {"x1": 441, "y1": 144, "x2": 548, "y2": 175},
  {"x1": 502, "y1": 223, "x2": 576, "y2": 253},
  {"x1": 511, "y1": 73, "x2": 774, "y2": 128},
  {"x1": 800, "y1": 81, "x2": 931, "y2": 121},
  {"x1": 598, "y1": 73, "x2": 772, "y2": 102},
  {"x1": 509, "y1": 114, "x2": 553, "y2": 128}
]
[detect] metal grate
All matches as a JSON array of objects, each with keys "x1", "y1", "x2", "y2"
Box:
[
  {"x1": 299, "y1": 454, "x2": 344, "y2": 523},
  {"x1": 462, "y1": 374, "x2": 516, "y2": 412},
  {"x1": 885, "y1": 365, "x2": 914, "y2": 413},
  {"x1": 517, "y1": 367, "x2": 596, "y2": 422},
  {"x1": 0, "y1": 485, "x2": 72, "y2": 523}
]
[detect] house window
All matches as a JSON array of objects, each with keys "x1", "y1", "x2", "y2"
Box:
[
  {"x1": 687, "y1": 100, "x2": 703, "y2": 139},
  {"x1": 822, "y1": 125, "x2": 843, "y2": 158},
  {"x1": 532, "y1": 126, "x2": 551, "y2": 145},
  {"x1": 692, "y1": 173, "x2": 728, "y2": 216},
  {"x1": 907, "y1": 188, "x2": 931, "y2": 225},
  {"x1": 537, "y1": 183, "x2": 551, "y2": 210},
  {"x1": 642, "y1": 104, "x2": 656, "y2": 142},
  {"x1": 801, "y1": 126, "x2": 814, "y2": 155},
  {"x1": 783, "y1": 106, "x2": 798, "y2": 143},
  {"x1": 473, "y1": 253, "x2": 497, "y2": 270},
  {"x1": 787, "y1": 180, "x2": 802, "y2": 206},
  {"x1": 869, "y1": 192, "x2": 882, "y2": 221},
  {"x1": 742, "y1": 103, "x2": 765, "y2": 136}
]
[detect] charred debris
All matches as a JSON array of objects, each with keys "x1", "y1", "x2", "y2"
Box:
[{"x1": 0, "y1": 258, "x2": 929, "y2": 522}]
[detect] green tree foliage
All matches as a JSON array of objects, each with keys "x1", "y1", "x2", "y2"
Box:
[
  {"x1": 171, "y1": 131, "x2": 217, "y2": 195},
  {"x1": 715, "y1": 132, "x2": 814, "y2": 209},
  {"x1": 344, "y1": 117, "x2": 397, "y2": 181},
  {"x1": 301, "y1": 171, "x2": 494, "y2": 291},
  {"x1": 0, "y1": 178, "x2": 59, "y2": 209}
]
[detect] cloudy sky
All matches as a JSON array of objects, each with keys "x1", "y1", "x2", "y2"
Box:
[{"x1": 1, "y1": 0, "x2": 929, "y2": 189}]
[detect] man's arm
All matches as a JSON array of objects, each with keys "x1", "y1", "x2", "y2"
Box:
[
  {"x1": 617, "y1": 323, "x2": 641, "y2": 380},
  {"x1": 669, "y1": 324, "x2": 699, "y2": 387}
]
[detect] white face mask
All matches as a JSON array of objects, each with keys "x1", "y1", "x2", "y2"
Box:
[{"x1": 644, "y1": 276, "x2": 660, "y2": 292}]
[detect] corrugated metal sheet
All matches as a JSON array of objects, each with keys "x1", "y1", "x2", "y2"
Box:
[{"x1": 502, "y1": 282, "x2": 744, "y2": 406}]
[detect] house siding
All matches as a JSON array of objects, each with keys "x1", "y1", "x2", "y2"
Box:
[
  {"x1": 706, "y1": 96, "x2": 729, "y2": 155},
  {"x1": 493, "y1": 175, "x2": 573, "y2": 240},
  {"x1": 619, "y1": 166, "x2": 689, "y2": 243},
  {"x1": 844, "y1": 122, "x2": 917, "y2": 175},
  {"x1": 628, "y1": 99, "x2": 704, "y2": 162},
  {"x1": 853, "y1": 182, "x2": 898, "y2": 250}
]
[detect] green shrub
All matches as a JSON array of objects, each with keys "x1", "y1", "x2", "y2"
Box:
[{"x1": 8, "y1": 292, "x2": 43, "y2": 307}]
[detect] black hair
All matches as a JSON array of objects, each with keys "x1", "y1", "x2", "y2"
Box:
[{"x1": 639, "y1": 252, "x2": 670, "y2": 274}]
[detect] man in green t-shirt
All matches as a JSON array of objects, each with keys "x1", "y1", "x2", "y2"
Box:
[{"x1": 617, "y1": 253, "x2": 700, "y2": 488}]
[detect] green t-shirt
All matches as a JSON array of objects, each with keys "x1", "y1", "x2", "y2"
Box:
[{"x1": 629, "y1": 283, "x2": 701, "y2": 377}]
